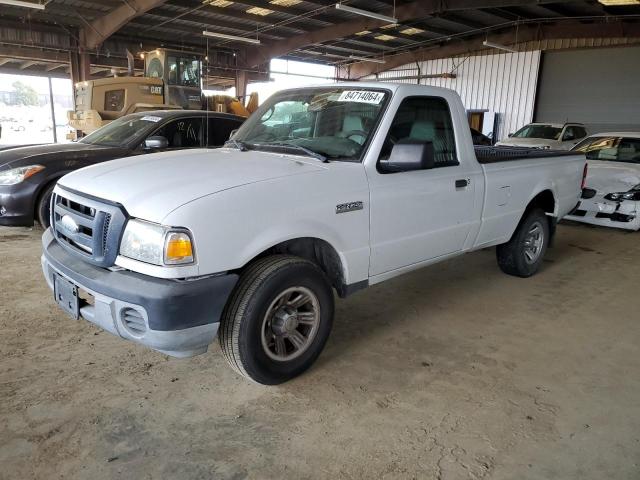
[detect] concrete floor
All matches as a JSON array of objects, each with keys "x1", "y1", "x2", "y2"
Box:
[{"x1": 1, "y1": 222, "x2": 639, "y2": 479}]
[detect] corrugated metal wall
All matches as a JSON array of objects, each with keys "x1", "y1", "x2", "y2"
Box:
[
  {"x1": 365, "y1": 38, "x2": 640, "y2": 141},
  {"x1": 368, "y1": 50, "x2": 541, "y2": 141}
]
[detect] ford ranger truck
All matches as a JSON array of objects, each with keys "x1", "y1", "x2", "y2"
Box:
[{"x1": 41, "y1": 84, "x2": 587, "y2": 385}]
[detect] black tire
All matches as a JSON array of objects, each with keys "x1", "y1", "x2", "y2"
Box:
[
  {"x1": 496, "y1": 208, "x2": 550, "y2": 277},
  {"x1": 36, "y1": 183, "x2": 55, "y2": 229},
  {"x1": 219, "y1": 255, "x2": 334, "y2": 385}
]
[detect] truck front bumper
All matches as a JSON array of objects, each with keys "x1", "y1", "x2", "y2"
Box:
[{"x1": 41, "y1": 228, "x2": 239, "y2": 357}]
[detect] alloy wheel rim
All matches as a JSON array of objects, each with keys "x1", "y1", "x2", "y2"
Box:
[
  {"x1": 523, "y1": 221, "x2": 544, "y2": 264},
  {"x1": 261, "y1": 286, "x2": 320, "y2": 362}
]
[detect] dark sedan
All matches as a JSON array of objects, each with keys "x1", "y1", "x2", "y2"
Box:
[{"x1": 0, "y1": 110, "x2": 244, "y2": 227}]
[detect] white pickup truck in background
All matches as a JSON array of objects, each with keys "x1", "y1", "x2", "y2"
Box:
[{"x1": 41, "y1": 83, "x2": 586, "y2": 384}]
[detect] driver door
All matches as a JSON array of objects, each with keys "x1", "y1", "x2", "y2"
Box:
[{"x1": 368, "y1": 96, "x2": 480, "y2": 277}]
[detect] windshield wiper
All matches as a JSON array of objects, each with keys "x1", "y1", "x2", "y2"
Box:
[
  {"x1": 256, "y1": 142, "x2": 328, "y2": 162},
  {"x1": 224, "y1": 139, "x2": 251, "y2": 151}
]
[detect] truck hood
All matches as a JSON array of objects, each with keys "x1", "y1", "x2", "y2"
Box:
[
  {"x1": 57, "y1": 148, "x2": 327, "y2": 223},
  {"x1": 0, "y1": 142, "x2": 125, "y2": 170},
  {"x1": 496, "y1": 137, "x2": 557, "y2": 148},
  {"x1": 586, "y1": 160, "x2": 640, "y2": 194}
]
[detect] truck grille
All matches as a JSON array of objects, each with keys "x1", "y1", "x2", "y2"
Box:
[{"x1": 51, "y1": 188, "x2": 127, "y2": 268}]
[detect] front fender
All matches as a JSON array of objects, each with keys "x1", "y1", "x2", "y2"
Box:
[{"x1": 162, "y1": 164, "x2": 371, "y2": 284}]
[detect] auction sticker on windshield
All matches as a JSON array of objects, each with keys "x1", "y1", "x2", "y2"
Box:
[
  {"x1": 140, "y1": 115, "x2": 162, "y2": 123},
  {"x1": 337, "y1": 90, "x2": 384, "y2": 104}
]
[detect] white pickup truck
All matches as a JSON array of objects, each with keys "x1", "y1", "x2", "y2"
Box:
[{"x1": 42, "y1": 83, "x2": 586, "y2": 384}]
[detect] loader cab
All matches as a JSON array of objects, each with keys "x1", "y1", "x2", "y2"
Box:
[{"x1": 144, "y1": 49, "x2": 203, "y2": 110}]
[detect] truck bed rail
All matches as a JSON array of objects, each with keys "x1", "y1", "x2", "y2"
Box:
[{"x1": 475, "y1": 146, "x2": 580, "y2": 164}]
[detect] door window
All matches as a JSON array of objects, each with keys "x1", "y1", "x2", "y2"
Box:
[
  {"x1": 152, "y1": 117, "x2": 202, "y2": 148},
  {"x1": 206, "y1": 118, "x2": 243, "y2": 147},
  {"x1": 380, "y1": 96, "x2": 458, "y2": 167},
  {"x1": 574, "y1": 126, "x2": 587, "y2": 139},
  {"x1": 563, "y1": 126, "x2": 581, "y2": 141}
]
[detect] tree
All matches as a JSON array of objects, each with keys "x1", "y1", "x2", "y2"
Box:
[{"x1": 12, "y1": 81, "x2": 39, "y2": 106}]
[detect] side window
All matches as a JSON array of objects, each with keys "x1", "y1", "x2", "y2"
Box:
[
  {"x1": 575, "y1": 127, "x2": 587, "y2": 139},
  {"x1": 617, "y1": 138, "x2": 640, "y2": 162},
  {"x1": 153, "y1": 118, "x2": 202, "y2": 148},
  {"x1": 207, "y1": 118, "x2": 242, "y2": 147},
  {"x1": 380, "y1": 96, "x2": 458, "y2": 167},
  {"x1": 563, "y1": 126, "x2": 578, "y2": 141}
]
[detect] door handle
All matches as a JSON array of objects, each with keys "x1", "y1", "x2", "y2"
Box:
[{"x1": 455, "y1": 179, "x2": 469, "y2": 188}]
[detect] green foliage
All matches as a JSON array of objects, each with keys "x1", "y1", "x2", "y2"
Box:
[{"x1": 12, "y1": 81, "x2": 39, "y2": 106}]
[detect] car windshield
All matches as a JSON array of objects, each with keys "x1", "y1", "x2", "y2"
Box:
[
  {"x1": 230, "y1": 87, "x2": 389, "y2": 161},
  {"x1": 572, "y1": 136, "x2": 640, "y2": 163},
  {"x1": 513, "y1": 124, "x2": 562, "y2": 140},
  {"x1": 79, "y1": 115, "x2": 162, "y2": 147}
]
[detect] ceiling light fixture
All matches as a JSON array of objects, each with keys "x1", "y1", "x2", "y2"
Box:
[
  {"x1": 335, "y1": 3, "x2": 397, "y2": 24},
  {"x1": 349, "y1": 55, "x2": 386, "y2": 64},
  {"x1": 598, "y1": 0, "x2": 639, "y2": 4},
  {"x1": 482, "y1": 40, "x2": 517, "y2": 53},
  {"x1": 0, "y1": 0, "x2": 45, "y2": 9},
  {"x1": 202, "y1": 30, "x2": 261, "y2": 44}
]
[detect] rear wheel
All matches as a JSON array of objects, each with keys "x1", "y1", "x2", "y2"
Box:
[
  {"x1": 36, "y1": 183, "x2": 55, "y2": 229},
  {"x1": 496, "y1": 208, "x2": 550, "y2": 277},
  {"x1": 219, "y1": 255, "x2": 334, "y2": 385}
]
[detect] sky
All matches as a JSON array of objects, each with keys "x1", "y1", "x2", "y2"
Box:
[{"x1": 0, "y1": 74, "x2": 72, "y2": 96}]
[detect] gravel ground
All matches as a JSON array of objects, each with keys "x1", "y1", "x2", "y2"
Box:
[{"x1": 1, "y1": 222, "x2": 639, "y2": 479}]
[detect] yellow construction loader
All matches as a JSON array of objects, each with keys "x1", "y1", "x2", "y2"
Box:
[{"x1": 68, "y1": 49, "x2": 257, "y2": 137}]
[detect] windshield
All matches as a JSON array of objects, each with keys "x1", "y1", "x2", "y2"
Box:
[
  {"x1": 231, "y1": 87, "x2": 389, "y2": 161},
  {"x1": 572, "y1": 136, "x2": 640, "y2": 163},
  {"x1": 513, "y1": 124, "x2": 562, "y2": 140},
  {"x1": 80, "y1": 115, "x2": 162, "y2": 147}
]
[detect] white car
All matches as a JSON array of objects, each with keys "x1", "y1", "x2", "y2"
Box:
[
  {"x1": 565, "y1": 133, "x2": 640, "y2": 230},
  {"x1": 496, "y1": 122, "x2": 588, "y2": 150},
  {"x1": 41, "y1": 83, "x2": 586, "y2": 384}
]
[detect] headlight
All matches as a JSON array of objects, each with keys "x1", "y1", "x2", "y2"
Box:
[
  {"x1": 604, "y1": 185, "x2": 640, "y2": 202},
  {"x1": 0, "y1": 165, "x2": 45, "y2": 185},
  {"x1": 120, "y1": 219, "x2": 194, "y2": 266},
  {"x1": 604, "y1": 191, "x2": 640, "y2": 201}
]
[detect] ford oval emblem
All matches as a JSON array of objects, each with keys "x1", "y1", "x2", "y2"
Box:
[{"x1": 60, "y1": 214, "x2": 80, "y2": 234}]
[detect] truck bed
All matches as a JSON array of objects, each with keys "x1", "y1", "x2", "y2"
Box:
[{"x1": 475, "y1": 146, "x2": 580, "y2": 164}]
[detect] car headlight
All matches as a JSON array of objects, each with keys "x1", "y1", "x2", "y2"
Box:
[
  {"x1": 604, "y1": 185, "x2": 640, "y2": 202},
  {"x1": 0, "y1": 165, "x2": 45, "y2": 185},
  {"x1": 120, "y1": 219, "x2": 194, "y2": 266}
]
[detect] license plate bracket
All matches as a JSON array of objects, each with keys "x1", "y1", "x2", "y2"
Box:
[{"x1": 53, "y1": 274, "x2": 79, "y2": 320}]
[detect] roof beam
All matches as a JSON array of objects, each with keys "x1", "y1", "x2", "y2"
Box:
[
  {"x1": 19, "y1": 61, "x2": 39, "y2": 70},
  {"x1": 80, "y1": 0, "x2": 169, "y2": 50},
  {"x1": 242, "y1": 0, "x2": 585, "y2": 67},
  {"x1": 345, "y1": 19, "x2": 640, "y2": 78}
]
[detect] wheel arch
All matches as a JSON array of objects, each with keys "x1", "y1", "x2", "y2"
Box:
[
  {"x1": 239, "y1": 237, "x2": 353, "y2": 298},
  {"x1": 33, "y1": 175, "x2": 65, "y2": 221},
  {"x1": 520, "y1": 189, "x2": 557, "y2": 243}
]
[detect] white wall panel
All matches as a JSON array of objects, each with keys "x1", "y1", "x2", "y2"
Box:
[{"x1": 369, "y1": 50, "x2": 541, "y2": 141}]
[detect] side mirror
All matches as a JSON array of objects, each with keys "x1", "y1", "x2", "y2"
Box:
[
  {"x1": 144, "y1": 136, "x2": 169, "y2": 149},
  {"x1": 229, "y1": 129, "x2": 239, "y2": 140},
  {"x1": 379, "y1": 140, "x2": 434, "y2": 173},
  {"x1": 508, "y1": 132, "x2": 514, "y2": 137}
]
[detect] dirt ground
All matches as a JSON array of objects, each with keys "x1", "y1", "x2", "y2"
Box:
[{"x1": 1, "y1": 222, "x2": 639, "y2": 480}]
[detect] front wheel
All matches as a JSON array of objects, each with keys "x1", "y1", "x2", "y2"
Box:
[
  {"x1": 219, "y1": 255, "x2": 334, "y2": 385},
  {"x1": 496, "y1": 208, "x2": 550, "y2": 277},
  {"x1": 36, "y1": 183, "x2": 55, "y2": 228}
]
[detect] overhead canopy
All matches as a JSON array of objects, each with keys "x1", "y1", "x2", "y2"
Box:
[{"x1": 0, "y1": 0, "x2": 639, "y2": 82}]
